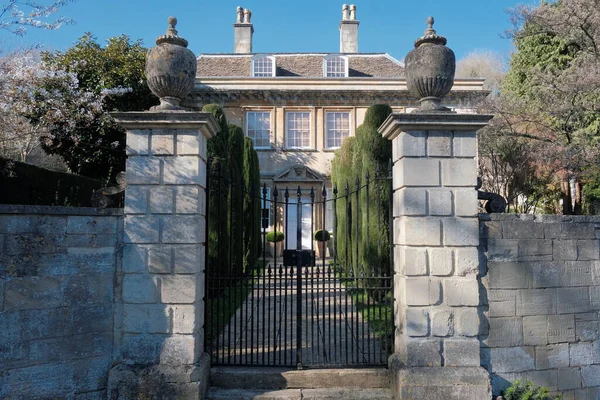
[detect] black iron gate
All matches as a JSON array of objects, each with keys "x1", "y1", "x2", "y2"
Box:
[{"x1": 204, "y1": 160, "x2": 394, "y2": 368}]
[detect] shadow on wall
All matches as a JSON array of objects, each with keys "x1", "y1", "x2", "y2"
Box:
[
  {"x1": 478, "y1": 228, "x2": 493, "y2": 392},
  {"x1": 260, "y1": 149, "x2": 325, "y2": 180},
  {"x1": 110, "y1": 233, "x2": 200, "y2": 397}
]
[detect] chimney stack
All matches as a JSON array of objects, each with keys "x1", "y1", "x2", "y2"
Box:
[
  {"x1": 340, "y1": 4, "x2": 359, "y2": 53},
  {"x1": 234, "y1": 6, "x2": 253, "y2": 54}
]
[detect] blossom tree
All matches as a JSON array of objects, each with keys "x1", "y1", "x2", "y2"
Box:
[
  {"x1": 0, "y1": 0, "x2": 77, "y2": 36},
  {"x1": 25, "y1": 34, "x2": 157, "y2": 179},
  {"x1": 0, "y1": 49, "x2": 44, "y2": 161}
]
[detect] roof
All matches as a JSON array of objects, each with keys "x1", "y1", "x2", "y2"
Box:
[{"x1": 196, "y1": 53, "x2": 405, "y2": 78}]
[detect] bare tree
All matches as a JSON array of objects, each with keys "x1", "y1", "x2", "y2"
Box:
[{"x1": 456, "y1": 50, "x2": 507, "y2": 94}]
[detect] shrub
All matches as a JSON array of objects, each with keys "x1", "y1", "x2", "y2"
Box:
[
  {"x1": 266, "y1": 231, "x2": 284, "y2": 242},
  {"x1": 503, "y1": 380, "x2": 561, "y2": 400},
  {"x1": 314, "y1": 230, "x2": 331, "y2": 242},
  {"x1": 0, "y1": 157, "x2": 106, "y2": 207}
]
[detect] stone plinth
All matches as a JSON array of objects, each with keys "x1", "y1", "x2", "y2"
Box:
[
  {"x1": 108, "y1": 111, "x2": 218, "y2": 400},
  {"x1": 379, "y1": 112, "x2": 493, "y2": 399}
]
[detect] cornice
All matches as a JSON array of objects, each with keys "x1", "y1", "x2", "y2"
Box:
[
  {"x1": 379, "y1": 112, "x2": 494, "y2": 140},
  {"x1": 111, "y1": 111, "x2": 219, "y2": 138},
  {"x1": 187, "y1": 88, "x2": 489, "y2": 106}
]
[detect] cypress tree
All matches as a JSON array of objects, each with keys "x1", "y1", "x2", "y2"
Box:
[
  {"x1": 355, "y1": 105, "x2": 393, "y2": 278},
  {"x1": 243, "y1": 137, "x2": 261, "y2": 272},
  {"x1": 202, "y1": 104, "x2": 230, "y2": 279},
  {"x1": 228, "y1": 124, "x2": 245, "y2": 274},
  {"x1": 331, "y1": 104, "x2": 392, "y2": 278},
  {"x1": 331, "y1": 136, "x2": 357, "y2": 269}
]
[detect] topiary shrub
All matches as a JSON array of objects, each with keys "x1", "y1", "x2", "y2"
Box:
[
  {"x1": 314, "y1": 230, "x2": 331, "y2": 242},
  {"x1": 331, "y1": 104, "x2": 392, "y2": 279},
  {"x1": 266, "y1": 231, "x2": 284, "y2": 243},
  {"x1": 502, "y1": 380, "x2": 561, "y2": 400}
]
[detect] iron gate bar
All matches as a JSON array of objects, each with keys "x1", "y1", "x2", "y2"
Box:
[
  {"x1": 365, "y1": 171, "x2": 370, "y2": 365},
  {"x1": 296, "y1": 186, "x2": 303, "y2": 369},
  {"x1": 355, "y1": 176, "x2": 360, "y2": 364}
]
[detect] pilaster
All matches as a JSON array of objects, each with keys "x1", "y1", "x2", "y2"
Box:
[
  {"x1": 380, "y1": 112, "x2": 493, "y2": 399},
  {"x1": 108, "y1": 111, "x2": 218, "y2": 399}
]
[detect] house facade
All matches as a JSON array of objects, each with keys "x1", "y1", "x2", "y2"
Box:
[{"x1": 187, "y1": 5, "x2": 488, "y2": 248}]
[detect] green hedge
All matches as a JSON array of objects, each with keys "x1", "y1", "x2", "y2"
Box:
[{"x1": 0, "y1": 157, "x2": 106, "y2": 207}]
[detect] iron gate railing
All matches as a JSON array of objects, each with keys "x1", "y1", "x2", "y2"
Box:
[{"x1": 204, "y1": 160, "x2": 394, "y2": 368}]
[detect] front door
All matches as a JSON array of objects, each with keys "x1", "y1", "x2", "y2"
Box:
[{"x1": 285, "y1": 199, "x2": 312, "y2": 250}]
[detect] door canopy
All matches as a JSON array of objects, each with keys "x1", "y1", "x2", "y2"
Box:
[{"x1": 273, "y1": 164, "x2": 324, "y2": 183}]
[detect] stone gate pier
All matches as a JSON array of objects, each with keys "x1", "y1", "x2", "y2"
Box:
[
  {"x1": 107, "y1": 112, "x2": 218, "y2": 399},
  {"x1": 107, "y1": 18, "x2": 220, "y2": 399},
  {"x1": 377, "y1": 17, "x2": 494, "y2": 399},
  {"x1": 380, "y1": 113, "x2": 492, "y2": 399}
]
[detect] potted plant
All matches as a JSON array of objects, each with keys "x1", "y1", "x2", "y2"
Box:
[
  {"x1": 266, "y1": 231, "x2": 284, "y2": 257},
  {"x1": 314, "y1": 230, "x2": 331, "y2": 258}
]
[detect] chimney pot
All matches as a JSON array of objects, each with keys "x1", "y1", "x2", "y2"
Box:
[
  {"x1": 234, "y1": 6, "x2": 253, "y2": 53},
  {"x1": 339, "y1": 4, "x2": 358, "y2": 52}
]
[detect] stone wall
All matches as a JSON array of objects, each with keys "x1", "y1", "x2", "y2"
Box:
[
  {"x1": 480, "y1": 214, "x2": 600, "y2": 399},
  {"x1": 0, "y1": 205, "x2": 122, "y2": 399}
]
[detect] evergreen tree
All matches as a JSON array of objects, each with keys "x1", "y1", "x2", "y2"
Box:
[
  {"x1": 243, "y1": 137, "x2": 261, "y2": 271},
  {"x1": 228, "y1": 124, "x2": 245, "y2": 274},
  {"x1": 203, "y1": 104, "x2": 230, "y2": 277},
  {"x1": 331, "y1": 104, "x2": 392, "y2": 277}
]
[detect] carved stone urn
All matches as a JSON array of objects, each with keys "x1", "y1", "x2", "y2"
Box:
[
  {"x1": 146, "y1": 17, "x2": 196, "y2": 111},
  {"x1": 405, "y1": 17, "x2": 456, "y2": 113}
]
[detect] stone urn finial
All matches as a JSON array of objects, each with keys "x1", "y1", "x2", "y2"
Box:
[
  {"x1": 145, "y1": 16, "x2": 197, "y2": 111},
  {"x1": 405, "y1": 16, "x2": 455, "y2": 113}
]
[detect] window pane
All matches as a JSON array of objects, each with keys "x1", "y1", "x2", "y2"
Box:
[
  {"x1": 253, "y1": 57, "x2": 273, "y2": 77},
  {"x1": 286, "y1": 112, "x2": 311, "y2": 148},
  {"x1": 325, "y1": 112, "x2": 350, "y2": 148},
  {"x1": 326, "y1": 56, "x2": 347, "y2": 77},
  {"x1": 261, "y1": 187, "x2": 271, "y2": 231},
  {"x1": 246, "y1": 111, "x2": 271, "y2": 148}
]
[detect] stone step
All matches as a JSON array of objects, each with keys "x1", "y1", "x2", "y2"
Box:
[
  {"x1": 209, "y1": 367, "x2": 390, "y2": 390},
  {"x1": 206, "y1": 387, "x2": 394, "y2": 400}
]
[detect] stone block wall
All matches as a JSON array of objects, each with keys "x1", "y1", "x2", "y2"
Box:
[
  {"x1": 0, "y1": 205, "x2": 122, "y2": 399},
  {"x1": 481, "y1": 214, "x2": 600, "y2": 399}
]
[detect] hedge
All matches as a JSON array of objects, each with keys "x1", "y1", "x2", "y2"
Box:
[{"x1": 0, "y1": 157, "x2": 106, "y2": 207}]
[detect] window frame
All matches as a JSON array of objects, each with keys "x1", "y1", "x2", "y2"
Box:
[
  {"x1": 323, "y1": 54, "x2": 349, "y2": 78},
  {"x1": 251, "y1": 55, "x2": 276, "y2": 77},
  {"x1": 285, "y1": 111, "x2": 313, "y2": 150},
  {"x1": 324, "y1": 110, "x2": 351, "y2": 150},
  {"x1": 245, "y1": 110, "x2": 272, "y2": 149}
]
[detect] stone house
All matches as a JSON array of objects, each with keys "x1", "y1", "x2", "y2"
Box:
[{"x1": 187, "y1": 5, "x2": 488, "y2": 249}]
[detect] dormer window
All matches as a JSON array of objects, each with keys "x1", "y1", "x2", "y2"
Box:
[
  {"x1": 324, "y1": 55, "x2": 348, "y2": 77},
  {"x1": 252, "y1": 55, "x2": 275, "y2": 77}
]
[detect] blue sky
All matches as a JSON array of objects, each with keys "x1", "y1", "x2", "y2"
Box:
[{"x1": 2, "y1": 0, "x2": 538, "y2": 62}]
